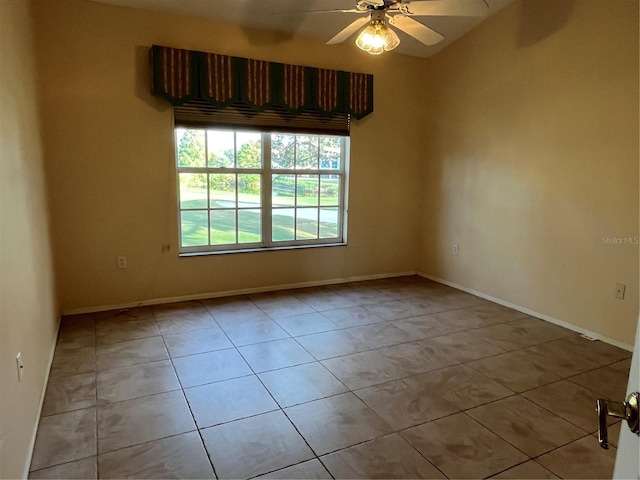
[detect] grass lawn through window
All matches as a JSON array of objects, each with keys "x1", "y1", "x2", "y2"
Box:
[{"x1": 181, "y1": 188, "x2": 340, "y2": 247}]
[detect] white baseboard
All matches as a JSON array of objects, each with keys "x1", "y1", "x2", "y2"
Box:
[
  {"x1": 418, "y1": 272, "x2": 634, "y2": 352},
  {"x1": 23, "y1": 314, "x2": 61, "y2": 479},
  {"x1": 61, "y1": 271, "x2": 418, "y2": 316}
]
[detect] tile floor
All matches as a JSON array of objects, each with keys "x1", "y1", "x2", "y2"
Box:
[{"x1": 29, "y1": 276, "x2": 632, "y2": 479}]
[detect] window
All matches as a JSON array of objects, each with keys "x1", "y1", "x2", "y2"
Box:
[{"x1": 175, "y1": 127, "x2": 348, "y2": 254}]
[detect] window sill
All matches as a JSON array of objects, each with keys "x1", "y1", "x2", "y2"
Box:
[{"x1": 179, "y1": 242, "x2": 347, "y2": 257}]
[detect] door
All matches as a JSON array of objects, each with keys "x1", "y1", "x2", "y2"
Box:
[{"x1": 613, "y1": 314, "x2": 639, "y2": 479}]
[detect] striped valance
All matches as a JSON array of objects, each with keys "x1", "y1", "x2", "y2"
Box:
[{"x1": 150, "y1": 45, "x2": 374, "y2": 120}]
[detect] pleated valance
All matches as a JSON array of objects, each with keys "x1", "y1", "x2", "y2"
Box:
[{"x1": 150, "y1": 45, "x2": 374, "y2": 120}]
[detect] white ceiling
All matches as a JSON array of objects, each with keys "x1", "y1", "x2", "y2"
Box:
[{"x1": 90, "y1": 0, "x2": 514, "y2": 58}]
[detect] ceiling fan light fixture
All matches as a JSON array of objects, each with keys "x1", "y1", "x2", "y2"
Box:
[{"x1": 355, "y1": 20, "x2": 400, "y2": 55}]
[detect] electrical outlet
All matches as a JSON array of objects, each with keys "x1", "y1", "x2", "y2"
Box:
[
  {"x1": 16, "y1": 353, "x2": 24, "y2": 382},
  {"x1": 117, "y1": 256, "x2": 127, "y2": 269},
  {"x1": 615, "y1": 283, "x2": 626, "y2": 300},
  {"x1": 452, "y1": 244, "x2": 459, "y2": 256}
]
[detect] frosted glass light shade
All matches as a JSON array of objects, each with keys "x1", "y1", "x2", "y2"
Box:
[{"x1": 355, "y1": 20, "x2": 400, "y2": 55}]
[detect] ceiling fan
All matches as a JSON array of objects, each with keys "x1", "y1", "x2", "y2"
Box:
[{"x1": 286, "y1": 0, "x2": 490, "y2": 55}]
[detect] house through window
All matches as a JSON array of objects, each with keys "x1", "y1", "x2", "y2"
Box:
[{"x1": 176, "y1": 127, "x2": 349, "y2": 254}]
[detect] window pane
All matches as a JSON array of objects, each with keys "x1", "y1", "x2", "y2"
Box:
[
  {"x1": 236, "y1": 132, "x2": 262, "y2": 168},
  {"x1": 238, "y1": 174, "x2": 261, "y2": 208},
  {"x1": 272, "y1": 208, "x2": 294, "y2": 242},
  {"x1": 238, "y1": 209, "x2": 261, "y2": 243},
  {"x1": 179, "y1": 173, "x2": 207, "y2": 209},
  {"x1": 210, "y1": 174, "x2": 236, "y2": 209},
  {"x1": 272, "y1": 174, "x2": 295, "y2": 207},
  {"x1": 296, "y1": 208, "x2": 318, "y2": 240},
  {"x1": 320, "y1": 136, "x2": 341, "y2": 170},
  {"x1": 271, "y1": 134, "x2": 295, "y2": 169},
  {"x1": 295, "y1": 136, "x2": 318, "y2": 169},
  {"x1": 296, "y1": 175, "x2": 319, "y2": 206},
  {"x1": 320, "y1": 175, "x2": 340, "y2": 206},
  {"x1": 207, "y1": 130, "x2": 234, "y2": 168},
  {"x1": 320, "y1": 207, "x2": 339, "y2": 238},
  {"x1": 181, "y1": 211, "x2": 208, "y2": 246},
  {"x1": 176, "y1": 129, "x2": 206, "y2": 168},
  {"x1": 210, "y1": 210, "x2": 236, "y2": 245}
]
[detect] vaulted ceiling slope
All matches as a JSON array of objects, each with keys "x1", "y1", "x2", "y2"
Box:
[{"x1": 89, "y1": 0, "x2": 514, "y2": 58}]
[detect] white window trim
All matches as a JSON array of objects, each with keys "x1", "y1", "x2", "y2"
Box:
[{"x1": 176, "y1": 129, "x2": 349, "y2": 255}]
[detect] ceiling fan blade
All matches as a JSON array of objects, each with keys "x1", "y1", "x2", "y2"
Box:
[
  {"x1": 399, "y1": 0, "x2": 489, "y2": 17},
  {"x1": 273, "y1": 8, "x2": 364, "y2": 15},
  {"x1": 388, "y1": 15, "x2": 444, "y2": 46},
  {"x1": 327, "y1": 16, "x2": 371, "y2": 45}
]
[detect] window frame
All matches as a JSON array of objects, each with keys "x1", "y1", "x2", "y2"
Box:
[{"x1": 175, "y1": 127, "x2": 349, "y2": 255}]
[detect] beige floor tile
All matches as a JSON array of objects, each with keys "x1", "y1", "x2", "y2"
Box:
[
  {"x1": 202, "y1": 296, "x2": 265, "y2": 323},
  {"x1": 377, "y1": 341, "x2": 459, "y2": 376},
  {"x1": 98, "y1": 431, "x2": 214, "y2": 479},
  {"x1": 295, "y1": 329, "x2": 370, "y2": 360},
  {"x1": 320, "y1": 305, "x2": 386, "y2": 328},
  {"x1": 33, "y1": 277, "x2": 634, "y2": 480},
  {"x1": 522, "y1": 341, "x2": 599, "y2": 378},
  {"x1": 418, "y1": 331, "x2": 506, "y2": 363},
  {"x1": 292, "y1": 288, "x2": 358, "y2": 311},
  {"x1": 238, "y1": 338, "x2": 315, "y2": 372},
  {"x1": 402, "y1": 413, "x2": 528, "y2": 479},
  {"x1": 154, "y1": 310, "x2": 218, "y2": 334},
  {"x1": 467, "y1": 396, "x2": 587, "y2": 457},
  {"x1": 418, "y1": 291, "x2": 488, "y2": 313},
  {"x1": 326, "y1": 284, "x2": 391, "y2": 305},
  {"x1": 321, "y1": 434, "x2": 445, "y2": 479},
  {"x1": 97, "y1": 390, "x2": 195, "y2": 454},
  {"x1": 536, "y1": 436, "x2": 616, "y2": 479},
  {"x1": 346, "y1": 322, "x2": 423, "y2": 348},
  {"x1": 201, "y1": 410, "x2": 314, "y2": 479},
  {"x1": 184, "y1": 375, "x2": 278, "y2": 428},
  {"x1": 30, "y1": 408, "x2": 96, "y2": 471},
  {"x1": 96, "y1": 360, "x2": 180, "y2": 403},
  {"x1": 466, "y1": 350, "x2": 561, "y2": 392},
  {"x1": 96, "y1": 336, "x2": 168, "y2": 371},
  {"x1": 259, "y1": 362, "x2": 347, "y2": 407},
  {"x1": 41, "y1": 372, "x2": 96, "y2": 416},
  {"x1": 522, "y1": 380, "x2": 612, "y2": 432},
  {"x1": 429, "y1": 303, "x2": 528, "y2": 331},
  {"x1": 392, "y1": 315, "x2": 461, "y2": 339},
  {"x1": 363, "y1": 300, "x2": 420, "y2": 321},
  {"x1": 569, "y1": 361, "x2": 632, "y2": 400},
  {"x1": 56, "y1": 322, "x2": 95, "y2": 351},
  {"x1": 151, "y1": 300, "x2": 209, "y2": 318},
  {"x1": 403, "y1": 364, "x2": 515, "y2": 411},
  {"x1": 221, "y1": 319, "x2": 290, "y2": 346},
  {"x1": 355, "y1": 376, "x2": 460, "y2": 430},
  {"x1": 49, "y1": 346, "x2": 95, "y2": 379},
  {"x1": 172, "y1": 348, "x2": 252, "y2": 388},
  {"x1": 212, "y1": 309, "x2": 274, "y2": 327},
  {"x1": 250, "y1": 292, "x2": 316, "y2": 318},
  {"x1": 256, "y1": 459, "x2": 332, "y2": 479},
  {"x1": 473, "y1": 318, "x2": 574, "y2": 351},
  {"x1": 285, "y1": 392, "x2": 392, "y2": 455},
  {"x1": 163, "y1": 326, "x2": 233, "y2": 357},
  {"x1": 96, "y1": 316, "x2": 160, "y2": 345},
  {"x1": 29, "y1": 457, "x2": 96, "y2": 479},
  {"x1": 491, "y1": 461, "x2": 559, "y2": 479},
  {"x1": 321, "y1": 349, "x2": 407, "y2": 390},
  {"x1": 274, "y1": 312, "x2": 340, "y2": 337}
]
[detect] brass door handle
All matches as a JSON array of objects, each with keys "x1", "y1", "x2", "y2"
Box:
[{"x1": 596, "y1": 392, "x2": 639, "y2": 449}]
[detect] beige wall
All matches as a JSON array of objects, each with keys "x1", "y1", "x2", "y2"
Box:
[
  {"x1": 418, "y1": 0, "x2": 639, "y2": 345},
  {"x1": 0, "y1": 1, "x2": 60, "y2": 478},
  {"x1": 32, "y1": 0, "x2": 426, "y2": 312}
]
